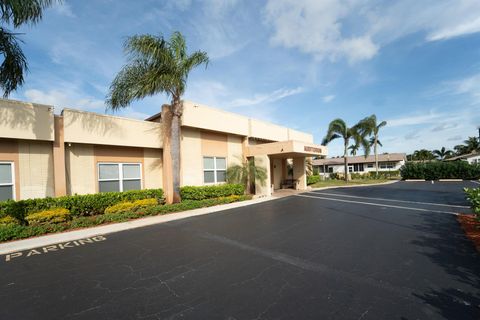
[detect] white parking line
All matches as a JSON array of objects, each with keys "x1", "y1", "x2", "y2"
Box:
[
  {"x1": 471, "y1": 180, "x2": 480, "y2": 185},
  {"x1": 306, "y1": 192, "x2": 470, "y2": 208},
  {"x1": 295, "y1": 194, "x2": 460, "y2": 215}
]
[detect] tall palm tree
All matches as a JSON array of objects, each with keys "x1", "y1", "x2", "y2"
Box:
[
  {"x1": 454, "y1": 144, "x2": 468, "y2": 156},
  {"x1": 357, "y1": 115, "x2": 387, "y2": 176},
  {"x1": 412, "y1": 149, "x2": 435, "y2": 161},
  {"x1": 432, "y1": 147, "x2": 453, "y2": 160},
  {"x1": 348, "y1": 144, "x2": 359, "y2": 156},
  {"x1": 107, "y1": 32, "x2": 209, "y2": 203},
  {"x1": 464, "y1": 136, "x2": 480, "y2": 153},
  {"x1": 322, "y1": 119, "x2": 369, "y2": 181},
  {"x1": 0, "y1": 0, "x2": 59, "y2": 96}
]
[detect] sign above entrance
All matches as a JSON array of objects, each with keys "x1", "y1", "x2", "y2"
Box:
[
  {"x1": 246, "y1": 140, "x2": 327, "y2": 157},
  {"x1": 304, "y1": 146, "x2": 323, "y2": 154}
]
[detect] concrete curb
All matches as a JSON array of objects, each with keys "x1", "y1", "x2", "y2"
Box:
[
  {"x1": 0, "y1": 196, "x2": 276, "y2": 255},
  {"x1": 310, "y1": 180, "x2": 399, "y2": 191},
  {"x1": 404, "y1": 179, "x2": 426, "y2": 182},
  {"x1": 438, "y1": 179, "x2": 464, "y2": 182}
]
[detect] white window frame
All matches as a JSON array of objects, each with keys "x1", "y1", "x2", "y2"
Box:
[
  {"x1": 97, "y1": 162, "x2": 143, "y2": 192},
  {"x1": 203, "y1": 156, "x2": 227, "y2": 185},
  {"x1": 0, "y1": 161, "x2": 15, "y2": 200}
]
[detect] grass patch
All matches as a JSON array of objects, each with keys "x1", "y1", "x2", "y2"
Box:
[
  {"x1": 310, "y1": 179, "x2": 392, "y2": 188},
  {"x1": 0, "y1": 195, "x2": 252, "y2": 243}
]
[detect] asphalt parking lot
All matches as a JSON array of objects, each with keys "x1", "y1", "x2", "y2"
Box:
[{"x1": 1, "y1": 181, "x2": 479, "y2": 319}]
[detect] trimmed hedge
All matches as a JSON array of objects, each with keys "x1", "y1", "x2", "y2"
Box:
[
  {"x1": 0, "y1": 189, "x2": 164, "y2": 221},
  {"x1": 0, "y1": 195, "x2": 252, "y2": 242},
  {"x1": 180, "y1": 184, "x2": 245, "y2": 200},
  {"x1": 307, "y1": 175, "x2": 321, "y2": 185},
  {"x1": 26, "y1": 208, "x2": 71, "y2": 225},
  {"x1": 400, "y1": 162, "x2": 480, "y2": 180},
  {"x1": 104, "y1": 198, "x2": 158, "y2": 215},
  {"x1": 464, "y1": 187, "x2": 480, "y2": 217}
]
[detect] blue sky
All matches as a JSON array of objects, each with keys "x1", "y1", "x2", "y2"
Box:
[{"x1": 10, "y1": 0, "x2": 480, "y2": 156}]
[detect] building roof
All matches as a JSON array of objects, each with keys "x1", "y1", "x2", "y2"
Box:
[
  {"x1": 444, "y1": 151, "x2": 479, "y2": 161},
  {"x1": 312, "y1": 153, "x2": 406, "y2": 166}
]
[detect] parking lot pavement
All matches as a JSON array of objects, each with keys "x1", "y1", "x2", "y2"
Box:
[{"x1": 1, "y1": 181, "x2": 479, "y2": 319}]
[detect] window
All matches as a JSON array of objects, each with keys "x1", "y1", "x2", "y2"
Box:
[
  {"x1": 328, "y1": 167, "x2": 333, "y2": 173},
  {"x1": 367, "y1": 163, "x2": 374, "y2": 168},
  {"x1": 0, "y1": 162, "x2": 14, "y2": 201},
  {"x1": 98, "y1": 163, "x2": 142, "y2": 192},
  {"x1": 353, "y1": 163, "x2": 364, "y2": 172},
  {"x1": 348, "y1": 166, "x2": 353, "y2": 173},
  {"x1": 203, "y1": 156, "x2": 226, "y2": 184},
  {"x1": 379, "y1": 162, "x2": 395, "y2": 169}
]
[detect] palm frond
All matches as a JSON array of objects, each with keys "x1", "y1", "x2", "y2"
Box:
[
  {"x1": 107, "y1": 31, "x2": 208, "y2": 110},
  {"x1": 0, "y1": 28, "x2": 27, "y2": 97},
  {"x1": 0, "y1": 0, "x2": 59, "y2": 27}
]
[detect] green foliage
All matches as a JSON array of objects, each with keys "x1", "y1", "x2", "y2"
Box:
[
  {"x1": 104, "y1": 198, "x2": 158, "y2": 215},
  {"x1": 329, "y1": 172, "x2": 340, "y2": 180},
  {"x1": 143, "y1": 195, "x2": 252, "y2": 216},
  {"x1": 26, "y1": 208, "x2": 70, "y2": 225},
  {"x1": 400, "y1": 162, "x2": 480, "y2": 180},
  {"x1": 0, "y1": 215, "x2": 19, "y2": 226},
  {"x1": 0, "y1": 195, "x2": 252, "y2": 242},
  {"x1": 0, "y1": 0, "x2": 59, "y2": 96},
  {"x1": 0, "y1": 188, "x2": 164, "y2": 220},
  {"x1": 307, "y1": 175, "x2": 321, "y2": 185},
  {"x1": 180, "y1": 184, "x2": 245, "y2": 200},
  {"x1": 106, "y1": 31, "x2": 208, "y2": 109},
  {"x1": 464, "y1": 188, "x2": 480, "y2": 217},
  {"x1": 226, "y1": 158, "x2": 268, "y2": 188}
]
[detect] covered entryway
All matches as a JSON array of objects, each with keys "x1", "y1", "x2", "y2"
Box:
[{"x1": 245, "y1": 140, "x2": 327, "y2": 196}]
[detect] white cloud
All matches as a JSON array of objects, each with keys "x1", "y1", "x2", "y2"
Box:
[
  {"x1": 228, "y1": 87, "x2": 304, "y2": 107},
  {"x1": 52, "y1": 2, "x2": 76, "y2": 18},
  {"x1": 322, "y1": 95, "x2": 335, "y2": 103},
  {"x1": 24, "y1": 88, "x2": 105, "y2": 112},
  {"x1": 264, "y1": 0, "x2": 480, "y2": 63},
  {"x1": 427, "y1": 17, "x2": 480, "y2": 41},
  {"x1": 386, "y1": 112, "x2": 444, "y2": 127}
]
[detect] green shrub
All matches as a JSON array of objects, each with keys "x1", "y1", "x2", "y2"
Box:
[
  {"x1": 366, "y1": 170, "x2": 400, "y2": 179},
  {"x1": 180, "y1": 184, "x2": 245, "y2": 200},
  {"x1": 104, "y1": 198, "x2": 158, "y2": 215},
  {"x1": 400, "y1": 162, "x2": 480, "y2": 180},
  {"x1": 0, "y1": 188, "x2": 164, "y2": 220},
  {"x1": 307, "y1": 175, "x2": 321, "y2": 185},
  {"x1": 26, "y1": 208, "x2": 71, "y2": 225},
  {"x1": 329, "y1": 173, "x2": 340, "y2": 180},
  {"x1": 0, "y1": 194, "x2": 252, "y2": 242},
  {"x1": 464, "y1": 187, "x2": 480, "y2": 217}
]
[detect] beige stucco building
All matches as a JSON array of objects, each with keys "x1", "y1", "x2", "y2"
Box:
[{"x1": 0, "y1": 99, "x2": 327, "y2": 201}]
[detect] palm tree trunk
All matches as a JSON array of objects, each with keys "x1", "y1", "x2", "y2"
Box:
[
  {"x1": 170, "y1": 98, "x2": 182, "y2": 203},
  {"x1": 344, "y1": 141, "x2": 349, "y2": 182},
  {"x1": 374, "y1": 135, "x2": 378, "y2": 177}
]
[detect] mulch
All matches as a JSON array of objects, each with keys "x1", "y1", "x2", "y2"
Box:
[{"x1": 457, "y1": 214, "x2": 480, "y2": 252}]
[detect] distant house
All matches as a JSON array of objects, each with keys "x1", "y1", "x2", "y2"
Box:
[
  {"x1": 312, "y1": 153, "x2": 407, "y2": 176},
  {"x1": 444, "y1": 152, "x2": 480, "y2": 164}
]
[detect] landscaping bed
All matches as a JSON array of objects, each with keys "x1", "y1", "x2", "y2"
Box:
[
  {"x1": 460, "y1": 187, "x2": 480, "y2": 252},
  {"x1": 309, "y1": 179, "x2": 391, "y2": 188},
  {"x1": 457, "y1": 215, "x2": 480, "y2": 252},
  {"x1": 0, "y1": 184, "x2": 249, "y2": 242}
]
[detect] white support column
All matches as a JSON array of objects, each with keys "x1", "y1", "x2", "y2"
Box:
[
  {"x1": 293, "y1": 157, "x2": 307, "y2": 190},
  {"x1": 254, "y1": 155, "x2": 271, "y2": 196}
]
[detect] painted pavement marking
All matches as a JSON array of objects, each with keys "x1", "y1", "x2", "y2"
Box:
[
  {"x1": 296, "y1": 194, "x2": 460, "y2": 216},
  {"x1": 3, "y1": 235, "x2": 107, "y2": 262},
  {"x1": 306, "y1": 191, "x2": 470, "y2": 208}
]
